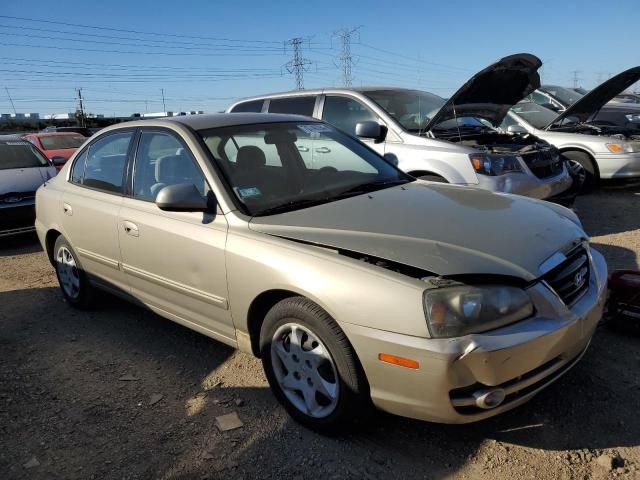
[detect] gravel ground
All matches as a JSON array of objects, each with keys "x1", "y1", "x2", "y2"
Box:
[{"x1": 1, "y1": 182, "x2": 639, "y2": 480}]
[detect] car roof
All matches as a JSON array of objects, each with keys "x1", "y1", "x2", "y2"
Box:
[
  {"x1": 29, "y1": 132, "x2": 85, "y2": 137},
  {"x1": 230, "y1": 86, "x2": 425, "y2": 103},
  {"x1": 0, "y1": 135, "x2": 27, "y2": 142},
  {"x1": 163, "y1": 112, "x2": 318, "y2": 130}
]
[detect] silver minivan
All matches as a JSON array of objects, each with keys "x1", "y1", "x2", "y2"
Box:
[{"x1": 227, "y1": 54, "x2": 574, "y2": 203}]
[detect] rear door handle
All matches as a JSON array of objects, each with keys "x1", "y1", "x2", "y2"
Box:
[
  {"x1": 315, "y1": 147, "x2": 331, "y2": 154},
  {"x1": 297, "y1": 145, "x2": 309, "y2": 152},
  {"x1": 123, "y1": 221, "x2": 139, "y2": 237},
  {"x1": 63, "y1": 203, "x2": 73, "y2": 216}
]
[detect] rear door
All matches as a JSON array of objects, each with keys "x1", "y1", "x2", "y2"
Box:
[
  {"x1": 61, "y1": 130, "x2": 135, "y2": 292},
  {"x1": 117, "y1": 128, "x2": 233, "y2": 342}
]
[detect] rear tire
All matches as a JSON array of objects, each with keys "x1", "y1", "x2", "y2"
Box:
[
  {"x1": 259, "y1": 297, "x2": 371, "y2": 433},
  {"x1": 53, "y1": 235, "x2": 93, "y2": 308},
  {"x1": 562, "y1": 151, "x2": 597, "y2": 192}
]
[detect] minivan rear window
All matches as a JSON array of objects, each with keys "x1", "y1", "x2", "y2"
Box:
[
  {"x1": 230, "y1": 100, "x2": 264, "y2": 113},
  {"x1": 268, "y1": 97, "x2": 316, "y2": 116},
  {"x1": 0, "y1": 141, "x2": 49, "y2": 170}
]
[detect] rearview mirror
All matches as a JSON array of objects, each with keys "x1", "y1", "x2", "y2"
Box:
[
  {"x1": 155, "y1": 183, "x2": 212, "y2": 212},
  {"x1": 507, "y1": 125, "x2": 527, "y2": 134},
  {"x1": 51, "y1": 156, "x2": 66, "y2": 166},
  {"x1": 355, "y1": 121, "x2": 387, "y2": 143}
]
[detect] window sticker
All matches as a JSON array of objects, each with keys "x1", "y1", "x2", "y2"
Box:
[
  {"x1": 297, "y1": 124, "x2": 333, "y2": 135},
  {"x1": 236, "y1": 186, "x2": 262, "y2": 199}
]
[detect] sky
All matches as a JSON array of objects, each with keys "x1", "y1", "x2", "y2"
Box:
[{"x1": 1, "y1": 0, "x2": 638, "y2": 117}]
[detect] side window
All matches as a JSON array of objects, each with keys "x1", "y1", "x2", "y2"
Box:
[
  {"x1": 230, "y1": 100, "x2": 264, "y2": 113},
  {"x1": 322, "y1": 96, "x2": 376, "y2": 136},
  {"x1": 82, "y1": 132, "x2": 132, "y2": 193},
  {"x1": 70, "y1": 149, "x2": 88, "y2": 184},
  {"x1": 268, "y1": 97, "x2": 316, "y2": 116},
  {"x1": 133, "y1": 131, "x2": 207, "y2": 201}
]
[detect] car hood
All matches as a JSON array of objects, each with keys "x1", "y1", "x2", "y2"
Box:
[
  {"x1": 249, "y1": 182, "x2": 584, "y2": 281},
  {"x1": 545, "y1": 66, "x2": 640, "y2": 128},
  {"x1": 0, "y1": 166, "x2": 54, "y2": 195},
  {"x1": 424, "y1": 53, "x2": 542, "y2": 132}
]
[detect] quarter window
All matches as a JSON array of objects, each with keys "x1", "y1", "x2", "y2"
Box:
[
  {"x1": 268, "y1": 97, "x2": 316, "y2": 116},
  {"x1": 70, "y1": 149, "x2": 87, "y2": 184},
  {"x1": 133, "y1": 131, "x2": 207, "y2": 201},
  {"x1": 230, "y1": 100, "x2": 264, "y2": 113},
  {"x1": 322, "y1": 96, "x2": 376, "y2": 135},
  {"x1": 82, "y1": 132, "x2": 132, "y2": 193}
]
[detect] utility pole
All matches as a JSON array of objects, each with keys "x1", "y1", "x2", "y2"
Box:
[
  {"x1": 161, "y1": 88, "x2": 166, "y2": 113},
  {"x1": 284, "y1": 37, "x2": 312, "y2": 90},
  {"x1": 570, "y1": 70, "x2": 581, "y2": 88},
  {"x1": 76, "y1": 88, "x2": 86, "y2": 127},
  {"x1": 333, "y1": 27, "x2": 360, "y2": 87},
  {"x1": 5, "y1": 87, "x2": 16, "y2": 115}
]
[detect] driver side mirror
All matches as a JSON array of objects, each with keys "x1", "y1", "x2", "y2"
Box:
[
  {"x1": 507, "y1": 125, "x2": 527, "y2": 134},
  {"x1": 155, "y1": 183, "x2": 213, "y2": 212},
  {"x1": 51, "y1": 156, "x2": 66, "y2": 167},
  {"x1": 355, "y1": 121, "x2": 387, "y2": 143}
]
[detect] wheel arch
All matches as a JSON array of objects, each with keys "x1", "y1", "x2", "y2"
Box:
[
  {"x1": 559, "y1": 148, "x2": 600, "y2": 179},
  {"x1": 45, "y1": 229, "x2": 63, "y2": 266}
]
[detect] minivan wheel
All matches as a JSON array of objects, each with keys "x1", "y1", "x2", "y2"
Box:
[
  {"x1": 259, "y1": 297, "x2": 371, "y2": 433},
  {"x1": 562, "y1": 151, "x2": 597, "y2": 192},
  {"x1": 54, "y1": 236, "x2": 93, "y2": 308}
]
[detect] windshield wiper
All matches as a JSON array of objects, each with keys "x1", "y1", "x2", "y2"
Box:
[
  {"x1": 336, "y1": 178, "x2": 411, "y2": 198},
  {"x1": 253, "y1": 197, "x2": 332, "y2": 217}
]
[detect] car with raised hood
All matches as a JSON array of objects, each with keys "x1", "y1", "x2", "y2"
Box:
[
  {"x1": 22, "y1": 132, "x2": 87, "y2": 170},
  {"x1": 1, "y1": 135, "x2": 57, "y2": 238},
  {"x1": 227, "y1": 54, "x2": 576, "y2": 205},
  {"x1": 504, "y1": 66, "x2": 640, "y2": 188},
  {"x1": 35, "y1": 113, "x2": 607, "y2": 432}
]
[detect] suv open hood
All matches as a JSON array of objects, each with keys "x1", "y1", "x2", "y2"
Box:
[
  {"x1": 424, "y1": 53, "x2": 542, "y2": 132},
  {"x1": 249, "y1": 182, "x2": 584, "y2": 281},
  {"x1": 545, "y1": 66, "x2": 640, "y2": 129}
]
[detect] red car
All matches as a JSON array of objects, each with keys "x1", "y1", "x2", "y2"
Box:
[{"x1": 22, "y1": 132, "x2": 86, "y2": 170}]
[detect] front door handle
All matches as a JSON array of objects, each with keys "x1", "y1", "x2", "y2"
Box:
[
  {"x1": 297, "y1": 145, "x2": 309, "y2": 152},
  {"x1": 123, "y1": 221, "x2": 139, "y2": 237},
  {"x1": 63, "y1": 203, "x2": 73, "y2": 216},
  {"x1": 315, "y1": 147, "x2": 331, "y2": 154}
]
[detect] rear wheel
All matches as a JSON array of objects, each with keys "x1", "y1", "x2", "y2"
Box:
[
  {"x1": 562, "y1": 151, "x2": 597, "y2": 192},
  {"x1": 53, "y1": 236, "x2": 93, "y2": 308},
  {"x1": 259, "y1": 297, "x2": 371, "y2": 433}
]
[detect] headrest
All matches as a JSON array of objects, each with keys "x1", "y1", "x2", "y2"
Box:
[
  {"x1": 236, "y1": 145, "x2": 266, "y2": 170},
  {"x1": 155, "y1": 154, "x2": 184, "y2": 181}
]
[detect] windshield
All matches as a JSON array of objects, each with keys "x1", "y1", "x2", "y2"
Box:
[
  {"x1": 0, "y1": 140, "x2": 49, "y2": 170},
  {"x1": 510, "y1": 102, "x2": 559, "y2": 129},
  {"x1": 199, "y1": 121, "x2": 411, "y2": 216},
  {"x1": 541, "y1": 85, "x2": 584, "y2": 106},
  {"x1": 39, "y1": 135, "x2": 85, "y2": 150},
  {"x1": 364, "y1": 89, "x2": 445, "y2": 132}
]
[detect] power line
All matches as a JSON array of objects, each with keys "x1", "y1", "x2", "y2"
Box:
[
  {"x1": 284, "y1": 37, "x2": 313, "y2": 90},
  {"x1": 0, "y1": 14, "x2": 282, "y2": 44},
  {"x1": 333, "y1": 27, "x2": 360, "y2": 87}
]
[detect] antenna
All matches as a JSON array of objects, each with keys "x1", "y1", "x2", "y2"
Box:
[
  {"x1": 333, "y1": 27, "x2": 361, "y2": 87},
  {"x1": 4, "y1": 87, "x2": 16, "y2": 115},
  {"x1": 284, "y1": 37, "x2": 313, "y2": 90}
]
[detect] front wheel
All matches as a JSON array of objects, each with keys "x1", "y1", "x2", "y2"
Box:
[
  {"x1": 53, "y1": 235, "x2": 93, "y2": 308},
  {"x1": 259, "y1": 297, "x2": 371, "y2": 433},
  {"x1": 562, "y1": 151, "x2": 597, "y2": 192}
]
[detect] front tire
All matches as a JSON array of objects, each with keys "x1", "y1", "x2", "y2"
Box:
[
  {"x1": 259, "y1": 297, "x2": 371, "y2": 433},
  {"x1": 562, "y1": 151, "x2": 597, "y2": 192},
  {"x1": 53, "y1": 235, "x2": 93, "y2": 308}
]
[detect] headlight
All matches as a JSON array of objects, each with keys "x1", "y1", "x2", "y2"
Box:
[
  {"x1": 606, "y1": 142, "x2": 635, "y2": 153},
  {"x1": 625, "y1": 113, "x2": 640, "y2": 123},
  {"x1": 424, "y1": 285, "x2": 534, "y2": 338},
  {"x1": 469, "y1": 153, "x2": 523, "y2": 176}
]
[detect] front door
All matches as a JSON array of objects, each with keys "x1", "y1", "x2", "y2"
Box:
[{"x1": 117, "y1": 129, "x2": 233, "y2": 342}]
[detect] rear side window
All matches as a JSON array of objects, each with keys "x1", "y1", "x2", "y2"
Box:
[
  {"x1": 71, "y1": 150, "x2": 87, "y2": 184},
  {"x1": 268, "y1": 97, "x2": 316, "y2": 116},
  {"x1": 80, "y1": 132, "x2": 133, "y2": 193},
  {"x1": 230, "y1": 100, "x2": 264, "y2": 113}
]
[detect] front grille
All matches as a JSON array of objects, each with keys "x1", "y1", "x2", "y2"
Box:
[
  {"x1": 522, "y1": 149, "x2": 564, "y2": 179},
  {"x1": 0, "y1": 204, "x2": 35, "y2": 231},
  {"x1": 543, "y1": 244, "x2": 590, "y2": 307}
]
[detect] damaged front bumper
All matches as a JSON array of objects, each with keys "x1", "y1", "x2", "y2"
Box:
[
  {"x1": 474, "y1": 166, "x2": 573, "y2": 201},
  {"x1": 341, "y1": 248, "x2": 608, "y2": 423}
]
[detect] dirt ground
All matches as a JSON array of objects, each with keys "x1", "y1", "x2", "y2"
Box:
[{"x1": 1, "y1": 182, "x2": 639, "y2": 480}]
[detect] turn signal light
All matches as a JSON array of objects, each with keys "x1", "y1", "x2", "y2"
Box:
[{"x1": 378, "y1": 353, "x2": 420, "y2": 369}]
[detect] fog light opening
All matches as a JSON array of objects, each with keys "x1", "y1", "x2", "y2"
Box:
[{"x1": 473, "y1": 388, "x2": 506, "y2": 409}]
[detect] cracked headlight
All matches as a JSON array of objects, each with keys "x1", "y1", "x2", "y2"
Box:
[
  {"x1": 469, "y1": 153, "x2": 523, "y2": 176},
  {"x1": 424, "y1": 285, "x2": 534, "y2": 338},
  {"x1": 606, "y1": 142, "x2": 636, "y2": 153}
]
